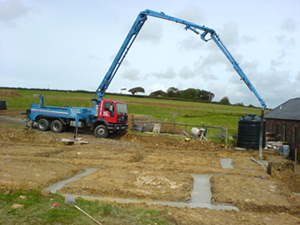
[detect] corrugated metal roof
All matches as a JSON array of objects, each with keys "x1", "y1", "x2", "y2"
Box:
[{"x1": 265, "y1": 98, "x2": 300, "y2": 121}]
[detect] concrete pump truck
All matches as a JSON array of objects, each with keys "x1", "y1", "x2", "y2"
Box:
[{"x1": 25, "y1": 9, "x2": 266, "y2": 141}]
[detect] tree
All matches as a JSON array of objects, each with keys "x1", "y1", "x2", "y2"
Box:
[
  {"x1": 234, "y1": 102, "x2": 244, "y2": 107},
  {"x1": 120, "y1": 87, "x2": 127, "y2": 94},
  {"x1": 199, "y1": 90, "x2": 215, "y2": 101},
  {"x1": 220, "y1": 96, "x2": 230, "y2": 105},
  {"x1": 179, "y1": 88, "x2": 201, "y2": 100},
  {"x1": 166, "y1": 87, "x2": 179, "y2": 98},
  {"x1": 128, "y1": 87, "x2": 145, "y2": 95},
  {"x1": 150, "y1": 90, "x2": 166, "y2": 97}
]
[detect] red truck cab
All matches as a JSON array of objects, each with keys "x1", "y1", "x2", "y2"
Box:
[{"x1": 94, "y1": 99, "x2": 128, "y2": 137}]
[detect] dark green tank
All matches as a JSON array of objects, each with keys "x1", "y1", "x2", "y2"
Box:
[
  {"x1": 237, "y1": 114, "x2": 265, "y2": 149},
  {"x1": 0, "y1": 100, "x2": 7, "y2": 110}
]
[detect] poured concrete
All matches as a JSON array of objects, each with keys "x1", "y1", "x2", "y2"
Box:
[
  {"x1": 190, "y1": 174, "x2": 212, "y2": 206},
  {"x1": 47, "y1": 170, "x2": 239, "y2": 211},
  {"x1": 190, "y1": 174, "x2": 238, "y2": 210},
  {"x1": 62, "y1": 193, "x2": 239, "y2": 210},
  {"x1": 220, "y1": 158, "x2": 235, "y2": 169},
  {"x1": 43, "y1": 168, "x2": 98, "y2": 193}
]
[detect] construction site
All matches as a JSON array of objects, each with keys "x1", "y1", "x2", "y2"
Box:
[{"x1": 1, "y1": 108, "x2": 300, "y2": 224}]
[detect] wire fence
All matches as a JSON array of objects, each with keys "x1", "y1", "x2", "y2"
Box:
[{"x1": 131, "y1": 115, "x2": 228, "y2": 145}]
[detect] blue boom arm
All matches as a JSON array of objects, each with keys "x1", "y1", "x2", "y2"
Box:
[{"x1": 94, "y1": 9, "x2": 266, "y2": 109}]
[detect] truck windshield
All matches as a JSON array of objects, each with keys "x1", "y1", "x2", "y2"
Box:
[{"x1": 116, "y1": 103, "x2": 128, "y2": 113}]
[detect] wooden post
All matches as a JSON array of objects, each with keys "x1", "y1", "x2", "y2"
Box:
[
  {"x1": 225, "y1": 127, "x2": 228, "y2": 149},
  {"x1": 295, "y1": 149, "x2": 298, "y2": 174},
  {"x1": 132, "y1": 115, "x2": 135, "y2": 129}
]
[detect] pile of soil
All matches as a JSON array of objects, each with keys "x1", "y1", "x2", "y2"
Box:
[{"x1": 0, "y1": 90, "x2": 22, "y2": 97}]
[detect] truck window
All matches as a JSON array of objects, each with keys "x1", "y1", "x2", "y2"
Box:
[
  {"x1": 116, "y1": 103, "x2": 127, "y2": 113},
  {"x1": 104, "y1": 102, "x2": 114, "y2": 112}
]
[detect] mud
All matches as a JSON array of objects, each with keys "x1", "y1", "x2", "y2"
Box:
[{"x1": 1, "y1": 111, "x2": 300, "y2": 224}]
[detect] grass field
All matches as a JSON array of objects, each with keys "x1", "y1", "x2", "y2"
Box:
[
  {"x1": 0, "y1": 88, "x2": 265, "y2": 137},
  {"x1": 0, "y1": 189, "x2": 172, "y2": 225}
]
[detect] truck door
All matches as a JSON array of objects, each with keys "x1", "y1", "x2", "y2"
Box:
[{"x1": 100, "y1": 101, "x2": 116, "y2": 123}]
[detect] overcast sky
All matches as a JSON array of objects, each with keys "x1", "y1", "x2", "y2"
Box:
[{"x1": 1, "y1": 0, "x2": 299, "y2": 108}]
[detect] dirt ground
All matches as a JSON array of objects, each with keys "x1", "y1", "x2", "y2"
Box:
[{"x1": 1, "y1": 108, "x2": 300, "y2": 224}]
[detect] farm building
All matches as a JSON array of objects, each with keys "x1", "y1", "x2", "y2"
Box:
[{"x1": 264, "y1": 98, "x2": 300, "y2": 158}]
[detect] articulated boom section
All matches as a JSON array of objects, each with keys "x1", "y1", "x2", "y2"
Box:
[
  {"x1": 94, "y1": 12, "x2": 148, "y2": 102},
  {"x1": 95, "y1": 9, "x2": 266, "y2": 109},
  {"x1": 210, "y1": 34, "x2": 266, "y2": 109}
]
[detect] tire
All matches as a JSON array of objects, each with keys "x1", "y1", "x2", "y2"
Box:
[
  {"x1": 37, "y1": 118, "x2": 49, "y2": 131},
  {"x1": 51, "y1": 120, "x2": 63, "y2": 133},
  {"x1": 94, "y1": 125, "x2": 108, "y2": 138}
]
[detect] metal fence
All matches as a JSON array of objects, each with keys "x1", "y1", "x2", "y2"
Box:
[{"x1": 131, "y1": 115, "x2": 228, "y2": 144}]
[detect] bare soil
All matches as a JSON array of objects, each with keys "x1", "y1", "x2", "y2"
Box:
[
  {"x1": 1, "y1": 108, "x2": 300, "y2": 224},
  {"x1": 0, "y1": 90, "x2": 22, "y2": 97}
]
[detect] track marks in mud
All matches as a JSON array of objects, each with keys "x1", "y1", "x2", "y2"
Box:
[{"x1": 133, "y1": 171, "x2": 181, "y2": 189}]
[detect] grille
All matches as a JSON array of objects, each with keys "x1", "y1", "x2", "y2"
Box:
[{"x1": 118, "y1": 115, "x2": 128, "y2": 122}]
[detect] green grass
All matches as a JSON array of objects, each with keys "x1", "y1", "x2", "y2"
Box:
[
  {"x1": 0, "y1": 189, "x2": 174, "y2": 225},
  {"x1": 1, "y1": 88, "x2": 266, "y2": 137}
]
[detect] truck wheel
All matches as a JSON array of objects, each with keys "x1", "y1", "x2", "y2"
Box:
[
  {"x1": 94, "y1": 125, "x2": 108, "y2": 138},
  {"x1": 37, "y1": 118, "x2": 49, "y2": 131},
  {"x1": 51, "y1": 120, "x2": 63, "y2": 133}
]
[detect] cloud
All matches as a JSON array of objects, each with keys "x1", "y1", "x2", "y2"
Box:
[
  {"x1": 196, "y1": 51, "x2": 224, "y2": 67},
  {"x1": 229, "y1": 60, "x2": 262, "y2": 84},
  {"x1": 193, "y1": 50, "x2": 232, "y2": 81},
  {"x1": 207, "y1": 59, "x2": 297, "y2": 108},
  {"x1": 241, "y1": 36, "x2": 257, "y2": 43},
  {"x1": 217, "y1": 22, "x2": 240, "y2": 48},
  {"x1": 152, "y1": 67, "x2": 177, "y2": 79},
  {"x1": 178, "y1": 65, "x2": 195, "y2": 78},
  {"x1": 296, "y1": 72, "x2": 300, "y2": 82},
  {"x1": 181, "y1": 21, "x2": 245, "y2": 73},
  {"x1": 207, "y1": 77, "x2": 266, "y2": 108},
  {"x1": 270, "y1": 50, "x2": 290, "y2": 67},
  {"x1": 178, "y1": 18, "x2": 254, "y2": 54},
  {"x1": 0, "y1": 0, "x2": 36, "y2": 25},
  {"x1": 87, "y1": 55, "x2": 101, "y2": 61},
  {"x1": 174, "y1": 5, "x2": 209, "y2": 51},
  {"x1": 109, "y1": 54, "x2": 130, "y2": 67},
  {"x1": 137, "y1": 21, "x2": 163, "y2": 44},
  {"x1": 121, "y1": 68, "x2": 141, "y2": 80},
  {"x1": 147, "y1": 83, "x2": 167, "y2": 94},
  {"x1": 281, "y1": 18, "x2": 297, "y2": 32},
  {"x1": 276, "y1": 36, "x2": 295, "y2": 47},
  {"x1": 235, "y1": 60, "x2": 300, "y2": 108},
  {"x1": 175, "y1": 5, "x2": 206, "y2": 24},
  {"x1": 271, "y1": 36, "x2": 295, "y2": 67},
  {"x1": 178, "y1": 36, "x2": 206, "y2": 51},
  {"x1": 258, "y1": 68, "x2": 298, "y2": 108}
]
